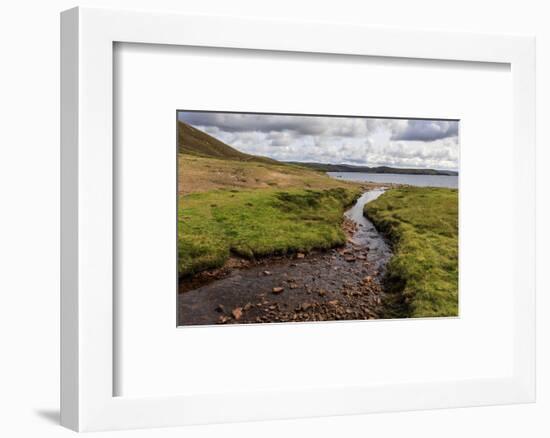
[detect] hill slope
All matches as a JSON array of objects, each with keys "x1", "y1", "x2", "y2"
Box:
[
  {"x1": 178, "y1": 121, "x2": 277, "y2": 164},
  {"x1": 177, "y1": 123, "x2": 364, "y2": 278}
]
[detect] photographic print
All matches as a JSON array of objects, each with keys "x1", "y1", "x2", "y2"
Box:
[{"x1": 177, "y1": 111, "x2": 458, "y2": 326}]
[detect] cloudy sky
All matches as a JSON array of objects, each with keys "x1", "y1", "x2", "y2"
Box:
[{"x1": 178, "y1": 111, "x2": 459, "y2": 171}]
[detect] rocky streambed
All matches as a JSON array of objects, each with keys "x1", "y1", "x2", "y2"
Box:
[{"x1": 178, "y1": 189, "x2": 392, "y2": 325}]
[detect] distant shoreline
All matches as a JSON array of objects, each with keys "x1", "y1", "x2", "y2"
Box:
[
  {"x1": 286, "y1": 161, "x2": 458, "y2": 176},
  {"x1": 327, "y1": 171, "x2": 458, "y2": 189}
]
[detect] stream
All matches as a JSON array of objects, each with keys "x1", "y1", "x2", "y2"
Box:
[
  {"x1": 344, "y1": 189, "x2": 392, "y2": 273},
  {"x1": 178, "y1": 189, "x2": 392, "y2": 325}
]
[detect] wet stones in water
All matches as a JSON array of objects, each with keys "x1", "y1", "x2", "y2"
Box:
[
  {"x1": 231, "y1": 307, "x2": 243, "y2": 320},
  {"x1": 218, "y1": 315, "x2": 230, "y2": 324}
]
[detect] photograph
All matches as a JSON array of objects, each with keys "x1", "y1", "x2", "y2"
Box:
[{"x1": 177, "y1": 111, "x2": 459, "y2": 326}]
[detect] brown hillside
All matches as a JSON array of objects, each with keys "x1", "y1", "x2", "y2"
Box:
[{"x1": 178, "y1": 121, "x2": 277, "y2": 164}]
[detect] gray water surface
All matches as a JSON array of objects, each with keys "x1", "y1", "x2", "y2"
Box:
[
  {"x1": 344, "y1": 189, "x2": 392, "y2": 273},
  {"x1": 329, "y1": 172, "x2": 458, "y2": 188}
]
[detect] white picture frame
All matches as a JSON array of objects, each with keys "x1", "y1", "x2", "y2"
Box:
[{"x1": 60, "y1": 6, "x2": 536, "y2": 432}]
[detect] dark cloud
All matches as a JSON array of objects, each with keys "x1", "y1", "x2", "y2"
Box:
[
  {"x1": 391, "y1": 120, "x2": 458, "y2": 142},
  {"x1": 179, "y1": 112, "x2": 327, "y2": 135},
  {"x1": 266, "y1": 131, "x2": 294, "y2": 147}
]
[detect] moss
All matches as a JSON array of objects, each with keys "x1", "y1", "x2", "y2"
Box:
[{"x1": 365, "y1": 187, "x2": 458, "y2": 318}]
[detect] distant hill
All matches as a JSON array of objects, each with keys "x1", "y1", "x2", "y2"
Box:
[
  {"x1": 178, "y1": 121, "x2": 277, "y2": 164},
  {"x1": 288, "y1": 162, "x2": 458, "y2": 176}
]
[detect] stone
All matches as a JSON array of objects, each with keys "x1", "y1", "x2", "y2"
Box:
[{"x1": 231, "y1": 307, "x2": 243, "y2": 320}]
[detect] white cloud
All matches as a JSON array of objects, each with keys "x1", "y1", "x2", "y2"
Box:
[{"x1": 179, "y1": 112, "x2": 459, "y2": 171}]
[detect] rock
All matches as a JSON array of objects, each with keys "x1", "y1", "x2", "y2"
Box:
[
  {"x1": 263, "y1": 270, "x2": 272, "y2": 276},
  {"x1": 296, "y1": 253, "x2": 305, "y2": 259},
  {"x1": 215, "y1": 304, "x2": 225, "y2": 313},
  {"x1": 344, "y1": 255, "x2": 356, "y2": 262},
  {"x1": 231, "y1": 307, "x2": 243, "y2": 320},
  {"x1": 318, "y1": 290, "x2": 326, "y2": 297},
  {"x1": 363, "y1": 276, "x2": 372, "y2": 283},
  {"x1": 272, "y1": 287, "x2": 284, "y2": 294},
  {"x1": 243, "y1": 302, "x2": 253, "y2": 311},
  {"x1": 328, "y1": 300, "x2": 339, "y2": 306},
  {"x1": 289, "y1": 284, "x2": 299, "y2": 289},
  {"x1": 218, "y1": 315, "x2": 230, "y2": 324}
]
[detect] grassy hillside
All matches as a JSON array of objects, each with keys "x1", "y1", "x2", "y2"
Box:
[
  {"x1": 179, "y1": 153, "x2": 359, "y2": 195},
  {"x1": 178, "y1": 121, "x2": 277, "y2": 164},
  {"x1": 178, "y1": 122, "x2": 362, "y2": 277},
  {"x1": 178, "y1": 120, "x2": 361, "y2": 195},
  {"x1": 364, "y1": 187, "x2": 458, "y2": 318}
]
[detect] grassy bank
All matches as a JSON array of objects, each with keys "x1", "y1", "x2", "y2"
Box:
[
  {"x1": 364, "y1": 187, "x2": 458, "y2": 318},
  {"x1": 178, "y1": 187, "x2": 360, "y2": 277},
  {"x1": 177, "y1": 121, "x2": 364, "y2": 277},
  {"x1": 178, "y1": 153, "x2": 359, "y2": 195}
]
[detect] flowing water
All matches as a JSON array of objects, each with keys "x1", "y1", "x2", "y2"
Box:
[
  {"x1": 178, "y1": 189, "x2": 391, "y2": 326},
  {"x1": 344, "y1": 189, "x2": 392, "y2": 273}
]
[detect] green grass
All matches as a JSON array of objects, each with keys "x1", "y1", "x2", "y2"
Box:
[
  {"x1": 178, "y1": 187, "x2": 360, "y2": 277},
  {"x1": 364, "y1": 187, "x2": 458, "y2": 318}
]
